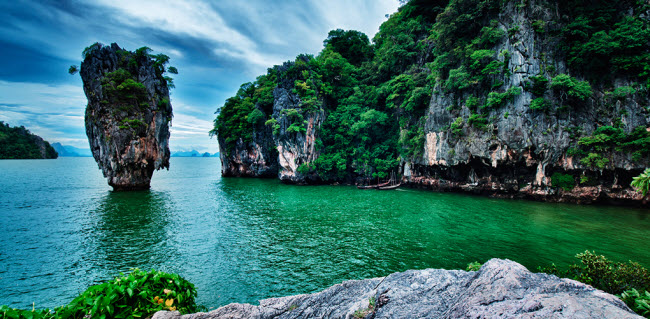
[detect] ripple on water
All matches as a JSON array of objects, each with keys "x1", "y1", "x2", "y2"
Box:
[{"x1": 0, "y1": 157, "x2": 649, "y2": 309}]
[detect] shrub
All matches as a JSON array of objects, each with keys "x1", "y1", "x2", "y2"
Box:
[
  {"x1": 445, "y1": 66, "x2": 472, "y2": 91},
  {"x1": 631, "y1": 168, "x2": 650, "y2": 197},
  {"x1": 466, "y1": 261, "x2": 482, "y2": 271},
  {"x1": 529, "y1": 75, "x2": 549, "y2": 96},
  {"x1": 483, "y1": 87, "x2": 522, "y2": 110},
  {"x1": 56, "y1": 269, "x2": 200, "y2": 318},
  {"x1": 529, "y1": 97, "x2": 551, "y2": 111},
  {"x1": 0, "y1": 306, "x2": 54, "y2": 318},
  {"x1": 621, "y1": 289, "x2": 650, "y2": 318},
  {"x1": 540, "y1": 251, "x2": 650, "y2": 296},
  {"x1": 468, "y1": 113, "x2": 488, "y2": 130},
  {"x1": 247, "y1": 108, "x2": 266, "y2": 125},
  {"x1": 611, "y1": 86, "x2": 636, "y2": 100},
  {"x1": 580, "y1": 152, "x2": 609, "y2": 169},
  {"x1": 465, "y1": 96, "x2": 481, "y2": 110},
  {"x1": 550, "y1": 172, "x2": 575, "y2": 191},
  {"x1": 551, "y1": 74, "x2": 592, "y2": 101},
  {"x1": 450, "y1": 117, "x2": 464, "y2": 136}
]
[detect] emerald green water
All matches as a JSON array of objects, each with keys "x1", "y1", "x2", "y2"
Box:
[{"x1": 0, "y1": 157, "x2": 648, "y2": 309}]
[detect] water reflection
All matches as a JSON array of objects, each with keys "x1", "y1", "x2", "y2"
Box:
[{"x1": 81, "y1": 191, "x2": 176, "y2": 278}]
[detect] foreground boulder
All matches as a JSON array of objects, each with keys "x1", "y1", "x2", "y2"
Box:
[
  {"x1": 153, "y1": 259, "x2": 639, "y2": 318},
  {"x1": 79, "y1": 43, "x2": 173, "y2": 190}
]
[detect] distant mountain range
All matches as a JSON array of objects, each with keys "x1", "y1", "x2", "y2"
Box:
[
  {"x1": 171, "y1": 150, "x2": 219, "y2": 157},
  {"x1": 51, "y1": 143, "x2": 218, "y2": 158},
  {"x1": 51, "y1": 143, "x2": 92, "y2": 157}
]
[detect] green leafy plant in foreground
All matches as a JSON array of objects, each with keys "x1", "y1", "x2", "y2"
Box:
[
  {"x1": 1, "y1": 270, "x2": 201, "y2": 318},
  {"x1": 538, "y1": 251, "x2": 650, "y2": 317},
  {"x1": 466, "y1": 261, "x2": 482, "y2": 271},
  {"x1": 0, "y1": 305, "x2": 55, "y2": 319},
  {"x1": 621, "y1": 289, "x2": 650, "y2": 318},
  {"x1": 0, "y1": 269, "x2": 198, "y2": 319},
  {"x1": 56, "y1": 269, "x2": 199, "y2": 318},
  {"x1": 538, "y1": 251, "x2": 650, "y2": 295}
]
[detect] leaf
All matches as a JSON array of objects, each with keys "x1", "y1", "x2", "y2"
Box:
[
  {"x1": 165, "y1": 299, "x2": 174, "y2": 307},
  {"x1": 127, "y1": 288, "x2": 133, "y2": 297}
]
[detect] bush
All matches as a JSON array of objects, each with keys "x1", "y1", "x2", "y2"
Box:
[
  {"x1": 550, "y1": 172, "x2": 575, "y2": 191},
  {"x1": 540, "y1": 251, "x2": 650, "y2": 296},
  {"x1": 631, "y1": 168, "x2": 650, "y2": 197},
  {"x1": 450, "y1": 117, "x2": 464, "y2": 136},
  {"x1": 621, "y1": 289, "x2": 650, "y2": 318},
  {"x1": 468, "y1": 113, "x2": 488, "y2": 130},
  {"x1": 0, "y1": 306, "x2": 54, "y2": 318},
  {"x1": 0, "y1": 270, "x2": 201, "y2": 319},
  {"x1": 466, "y1": 261, "x2": 482, "y2": 271},
  {"x1": 528, "y1": 75, "x2": 549, "y2": 96},
  {"x1": 580, "y1": 152, "x2": 609, "y2": 169},
  {"x1": 529, "y1": 98, "x2": 551, "y2": 111},
  {"x1": 483, "y1": 87, "x2": 521, "y2": 110},
  {"x1": 550, "y1": 74, "x2": 592, "y2": 101},
  {"x1": 56, "y1": 269, "x2": 200, "y2": 318}
]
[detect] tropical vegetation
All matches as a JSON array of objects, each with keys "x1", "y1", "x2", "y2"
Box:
[{"x1": 0, "y1": 121, "x2": 58, "y2": 159}]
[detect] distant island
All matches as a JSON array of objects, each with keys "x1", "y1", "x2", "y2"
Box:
[
  {"x1": 171, "y1": 150, "x2": 219, "y2": 157},
  {"x1": 0, "y1": 121, "x2": 57, "y2": 159},
  {"x1": 51, "y1": 143, "x2": 92, "y2": 157}
]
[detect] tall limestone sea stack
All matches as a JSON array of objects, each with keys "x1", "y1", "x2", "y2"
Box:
[{"x1": 75, "y1": 43, "x2": 174, "y2": 190}]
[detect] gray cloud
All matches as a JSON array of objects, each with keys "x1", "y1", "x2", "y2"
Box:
[{"x1": 0, "y1": 0, "x2": 399, "y2": 153}]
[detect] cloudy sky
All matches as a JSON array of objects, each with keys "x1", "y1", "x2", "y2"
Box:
[{"x1": 0, "y1": 0, "x2": 400, "y2": 153}]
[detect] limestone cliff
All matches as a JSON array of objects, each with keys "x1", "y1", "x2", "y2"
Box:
[
  {"x1": 405, "y1": 1, "x2": 650, "y2": 204},
  {"x1": 218, "y1": 57, "x2": 324, "y2": 183},
  {"x1": 80, "y1": 43, "x2": 173, "y2": 191},
  {"x1": 214, "y1": 1, "x2": 650, "y2": 204},
  {"x1": 153, "y1": 259, "x2": 640, "y2": 318}
]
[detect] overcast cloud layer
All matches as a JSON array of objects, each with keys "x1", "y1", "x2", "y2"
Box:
[{"x1": 0, "y1": 0, "x2": 399, "y2": 153}]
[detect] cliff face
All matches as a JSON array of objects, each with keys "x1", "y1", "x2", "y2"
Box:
[
  {"x1": 215, "y1": 0, "x2": 650, "y2": 204},
  {"x1": 406, "y1": 2, "x2": 649, "y2": 204},
  {"x1": 80, "y1": 43, "x2": 173, "y2": 191},
  {"x1": 153, "y1": 259, "x2": 640, "y2": 319},
  {"x1": 218, "y1": 123, "x2": 277, "y2": 178},
  {"x1": 218, "y1": 58, "x2": 325, "y2": 183}
]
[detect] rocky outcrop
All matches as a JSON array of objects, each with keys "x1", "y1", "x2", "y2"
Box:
[
  {"x1": 218, "y1": 58, "x2": 324, "y2": 183},
  {"x1": 218, "y1": 124, "x2": 277, "y2": 178},
  {"x1": 405, "y1": 2, "x2": 649, "y2": 205},
  {"x1": 152, "y1": 259, "x2": 640, "y2": 319},
  {"x1": 80, "y1": 43, "x2": 173, "y2": 191},
  {"x1": 270, "y1": 61, "x2": 324, "y2": 183}
]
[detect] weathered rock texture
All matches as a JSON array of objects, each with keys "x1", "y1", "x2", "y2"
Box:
[
  {"x1": 405, "y1": 2, "x2": 649, "y2": 205},
  {"x1": 219, "y1": 58, "x2": 324, "y2": 183},
  {"x1": 81, "y1": 43, "x2": 172, "y2": 190},
  {"x1": 218, "y1": 124, "x2": 277, "y2": 178},
  {"x1": 152, "y1": 259, "x2": 640, "y2": 319}
]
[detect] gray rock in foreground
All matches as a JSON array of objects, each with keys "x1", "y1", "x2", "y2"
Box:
[{"x1": 154, "y1": 259, "x2": 640, "y2": 319}]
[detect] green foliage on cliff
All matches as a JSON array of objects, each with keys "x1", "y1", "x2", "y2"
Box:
[
  {"x1": 73, "y1": 43, "x2": 177, "y2": 141},
  {"x1": 559, "y1": 2, "x2": 650, "y2": 84},
  {"x1": 550, "y1": 172, "x2": 575, "y2": 191},
  {"x1": 573, "y1": 126, "x2": 650, "y2": 167},
  {"x1": 0, "y1": 121, "x2": 57, "y2": 159},
  {"x1": 213, "y1": 0, "x2": 650, "y2": 182}
]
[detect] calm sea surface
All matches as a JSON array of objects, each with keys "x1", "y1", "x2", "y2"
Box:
[{"x1": 0, "y1": 157, "x2": 648, "y2": 309}]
